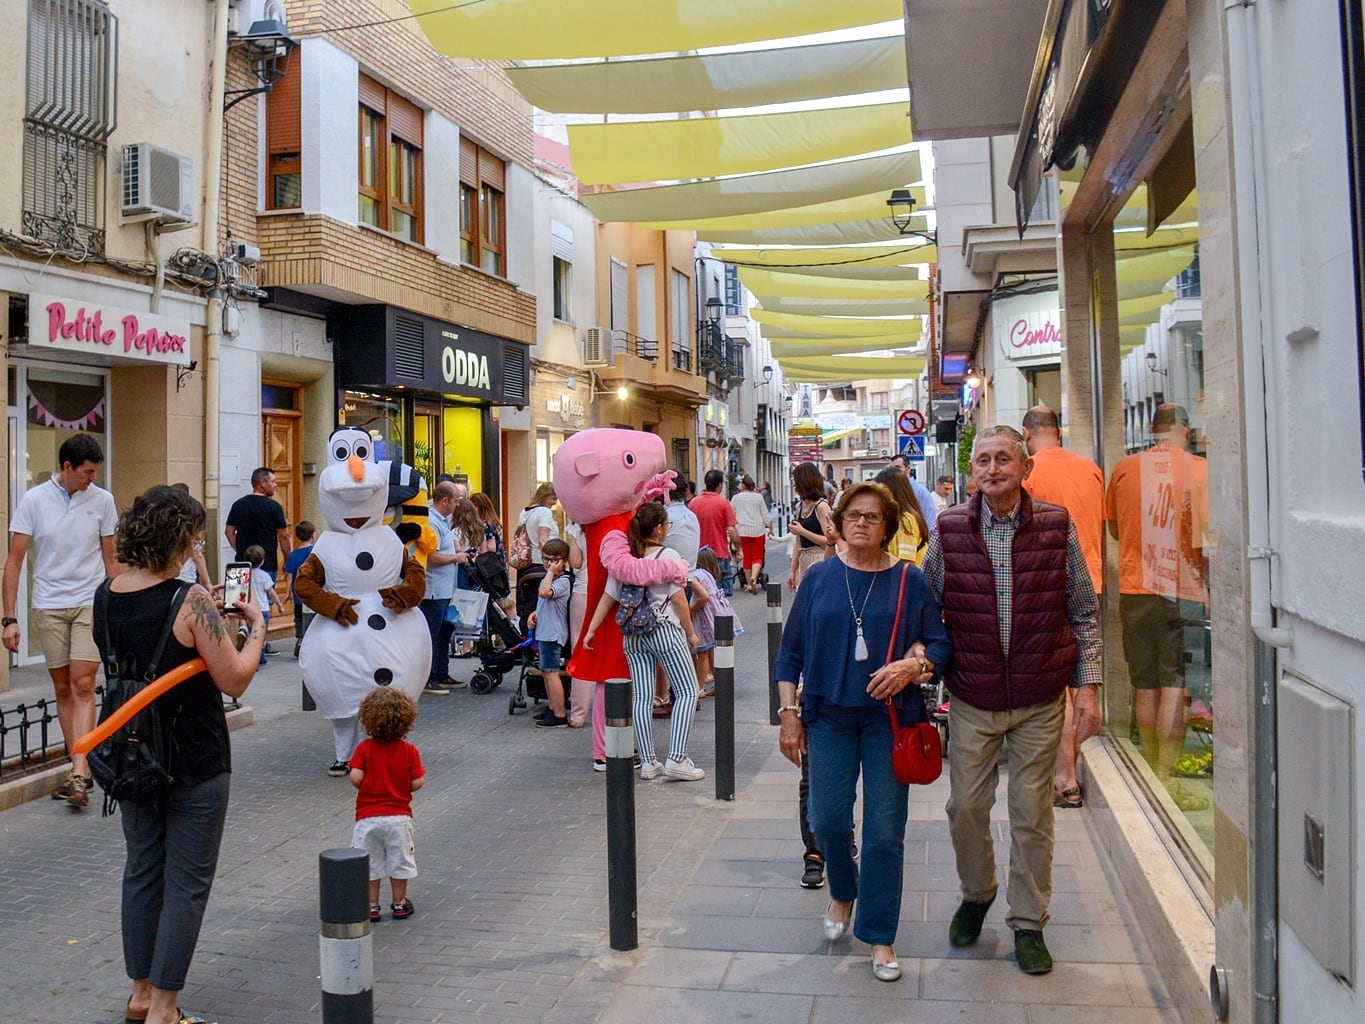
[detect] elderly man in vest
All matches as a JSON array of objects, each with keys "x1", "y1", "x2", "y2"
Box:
[{"x1": 921, "y1": 425, "x2": 1101, "y2": 975}]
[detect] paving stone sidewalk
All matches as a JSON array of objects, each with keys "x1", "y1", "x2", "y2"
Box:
[{"x1": 0, "y1": 544, "x2": 1174, "y2": 1024}]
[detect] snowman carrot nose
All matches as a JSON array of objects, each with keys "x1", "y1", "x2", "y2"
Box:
[{"x1": 348, "y1": 454, "x2": 365, "y2": 481}]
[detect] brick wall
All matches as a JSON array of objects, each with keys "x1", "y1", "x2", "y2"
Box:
[{"x1": 257, "y1": 213, "x2": 535, "y2": 342}]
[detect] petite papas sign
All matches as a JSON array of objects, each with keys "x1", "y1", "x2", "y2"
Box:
[{"x1": 30, "y1": 292, "x2": 192, "y2": 367}]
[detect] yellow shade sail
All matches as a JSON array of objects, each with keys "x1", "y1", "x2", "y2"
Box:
[
  {"x1": 568, "y1": 102, "x2": 911, "y2": 185},
  {"x1": 777, "y1": 355, "x2": 927, "y2": 380},
  {"x1": 712, "y1": 242, "x2": 937, "y2": 271},
  {"x1": 740, "y1": 267, "x2": 927, "y2": 302},
  {"x1": 772, "y1": 333, "x2": 922, "y2": 355},
  {"x1": 821, "y1": 427, "x2": 865, "y2": 445},
  {"x1": 757, "y1": 295, "x2": 929, "y2": 316},
  {"x1": 411, "y1": 0, "x2": 904, "y2": 60},
  {"x1": 699, "y1": 215, "x2": 930, "y2": 246},
  {"x1": 580, "y1": 150, "x2": 922, "y2": 223},
  {"x1": 644, "y1": 187, "x2": 926, "y2": 232},
  {"x1": 1118, "y1": 291, "x2": 1175, "y2": 326},
  {"x1": 506, "y1": 35, "x2": 907, "y2": 114},
  {"x1": 753, "y1": 308, "x2": 923, "y2": 338}
]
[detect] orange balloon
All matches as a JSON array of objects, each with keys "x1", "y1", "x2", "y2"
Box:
[{"x1": 71, "y1": 658, "x2": 208, "y2": 755}]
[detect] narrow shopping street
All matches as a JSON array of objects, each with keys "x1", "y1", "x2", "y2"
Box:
[{"x1": 0, "y1": 547, "x2": 1174, "y2": 1024}]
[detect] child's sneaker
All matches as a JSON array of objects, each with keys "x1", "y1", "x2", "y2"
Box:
[
  {"x1": 592, "y1": 759, "x2": 607, "y2": 772},
  {"x1": 391, "y1": 900, "x2": 414, "y2": 920},
  {"x1": 369, "y1": 904, "x2": 382, "y2": 923}
]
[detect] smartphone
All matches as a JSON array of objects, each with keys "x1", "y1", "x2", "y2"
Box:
[{"x1": 223, "y1": 562, "x2": 252, "y2": 608}]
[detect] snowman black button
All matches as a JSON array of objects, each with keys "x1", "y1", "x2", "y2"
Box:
[
  {"x1": 355, "y1": 551, "x2": 374, "y2": 570},
  {"x1": 367, "y1": 615, "x2": 386, "y2": 630},
  {"x1": 373, "y1": 668, "x2": 394, "y2": 686}
]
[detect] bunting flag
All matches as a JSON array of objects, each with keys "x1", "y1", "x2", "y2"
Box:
[{"x1": 28, "y1": 390, "x2": 105, "y2": 431}]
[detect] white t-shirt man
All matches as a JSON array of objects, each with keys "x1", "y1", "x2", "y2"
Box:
[{"x1": 10, "y1": 475, "x2": 118, "y2": 608}]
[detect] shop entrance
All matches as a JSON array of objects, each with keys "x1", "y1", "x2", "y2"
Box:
[
  {"x1": 262, "y1": 382, "x2": 302, "y2": 611},
  {"x1": 6, "y1": 362, "x2": 110, "y2": 668}
]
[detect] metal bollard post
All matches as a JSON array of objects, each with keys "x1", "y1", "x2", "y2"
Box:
[
  {"x1": 301, "y1": 610, "x2": 317, "y2": 711},
  {"x1": 603, "y1": 676, "x2": 638, "y2": 951},
  {"x1": 766, "y1": 581, "x2": 784, "y2": 726},
  {"x1": 713, "y1": 614, "x2": 735, "y2": 801},
  {"x1": 319, "y1": 848, "x2": 373, "y2": 1024}
]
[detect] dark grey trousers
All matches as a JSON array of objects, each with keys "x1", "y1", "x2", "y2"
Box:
[{"x1": 120, "y1": 773, "x2": 231, "y2": 991}]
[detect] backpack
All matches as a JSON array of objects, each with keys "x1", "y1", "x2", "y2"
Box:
[
  {"x1": 88, "y1": 581, "x2": 191, "y2": 816},
  {"x1": 615, "y1": 551, "x2": 664, "y2": 637},
  {"x1": 508, "y1": 514, "x2": 533, "y2": 571}
]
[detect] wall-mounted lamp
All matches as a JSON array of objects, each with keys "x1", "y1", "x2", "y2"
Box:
[
  {"x1": 887, "y1": 188, "x2": 936, "y2": 244},
  {"x1": 224, "y1": 20, "x2": 299, "y2": 113},
  {"x1": 176, "y1": 360, "x2": 199, "y2": 392},
  {"x1": 965, "y1": 365, "x2": 983, "y2": 389},
  {"x1": 704, "y1": 297, "x2": 723, "y2": 324},
  {"x1": 753, "y1": 364, "x2": 773, "y2": 388},
  {"x1": 1145, "y1": 351, "x2": 1169, "y2": 377}
]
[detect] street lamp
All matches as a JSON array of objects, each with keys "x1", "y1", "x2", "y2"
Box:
[
  {"x1": 1145, "y1": 351, "x2": 1169, "y2": 377},
  {"x1": 753, "y1": 364, "x2": 773, "y2": 389},
  {"x1": 887, "y1": 188, "x2": 937, "y2": 244},
  {"x1": 224, "y1": 19, "x2": 299, "y2": 112}
]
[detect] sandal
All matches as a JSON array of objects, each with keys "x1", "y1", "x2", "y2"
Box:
[
  {"x1": 1053, "y1": 785, "x2": 1083, "y2": 809},
  {"x1": 391, "y1": 899, "x2": 415, "y2": 920},
  {"x1": 369, "y1": 904, "x2": 382, "y2": 923},
  {"x1": 651, "y1": 697, "x2": 672, "y2": 718},
  {"x1": 699, "y1": 681, "x2": 716, "y2": 699}
]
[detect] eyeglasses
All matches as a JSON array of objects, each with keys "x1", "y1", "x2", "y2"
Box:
[{"x1": 843, "y1": 511, "x2": 885, "y2": 524}]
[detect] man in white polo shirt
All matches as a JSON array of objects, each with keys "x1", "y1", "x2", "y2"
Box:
[{"x1": 2, "y1": 434, "x2": 119, "y2": 808}]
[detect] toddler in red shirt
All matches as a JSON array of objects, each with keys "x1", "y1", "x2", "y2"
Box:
[{"x1": 349, "y1": 688, "x2": 426, "y2": 922}]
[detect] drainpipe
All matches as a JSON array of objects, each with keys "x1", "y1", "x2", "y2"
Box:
[
  {"x1": 203, "y1": 0, "x2": 230, "y2": 574},
  {"x1": 1224, "y1": 2, "x2": 1289, "y2": 1023}
]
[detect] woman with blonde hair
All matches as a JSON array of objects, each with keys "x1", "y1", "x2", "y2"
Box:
[{"x1": 873, "y1": 467, "x2": 931, "y2": 566}]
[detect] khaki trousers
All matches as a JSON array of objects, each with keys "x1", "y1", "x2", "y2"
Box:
[{"x1": 946, "y1": 691, "x2": 1065, "y2": 932}]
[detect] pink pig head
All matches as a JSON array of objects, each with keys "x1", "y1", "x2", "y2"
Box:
[{"x1": 553, "y1": 428, "x2": 667, "y2": 523}]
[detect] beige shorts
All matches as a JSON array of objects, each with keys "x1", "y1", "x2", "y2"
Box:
[{"x1": 32, "y1": 606, "x2": 98, "y2": 668}]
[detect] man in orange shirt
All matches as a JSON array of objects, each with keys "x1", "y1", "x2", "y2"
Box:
[
  {"x1": 1105, "y1": 404, "x2": 1209, "y2": 780},
  {"x1": 1022, "y1": 406, "x2": 1104, "y2": 809}
]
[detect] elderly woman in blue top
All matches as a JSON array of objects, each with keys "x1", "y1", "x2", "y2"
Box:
[{"x1": 775, "y1": 480, "x2": 951, "y2": 983}]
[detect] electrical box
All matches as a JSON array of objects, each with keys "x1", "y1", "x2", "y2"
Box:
[{"x1": 1278, "y1": 671, "x2": 1355, "y2": 982}]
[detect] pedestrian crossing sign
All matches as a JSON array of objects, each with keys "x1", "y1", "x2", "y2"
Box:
[{"x1": 898, "y1": 435, "x2": 926, "y2": 459}]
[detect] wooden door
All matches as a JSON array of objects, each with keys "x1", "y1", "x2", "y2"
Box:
[{"x1": 263, "y1": 404, "x2": 301, "y2": 609}]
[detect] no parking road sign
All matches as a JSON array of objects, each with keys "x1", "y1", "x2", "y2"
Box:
[
  {"x1": 897, "y1": 409, "x2": 926, "y2": 435},
  {"x1": 898, "y1": 435, "x2": 926, "y2": 459}
]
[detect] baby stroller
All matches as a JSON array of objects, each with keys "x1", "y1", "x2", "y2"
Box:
[
  {"x1": 462, "y1": 552, "x2": 547, "y2": 715},
  {"x1": 923, "y1": 676, "x2": 950, "y2": 754}
]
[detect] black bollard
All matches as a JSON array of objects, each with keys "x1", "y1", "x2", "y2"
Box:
[
  {"x1": 604, "y1": 676, "x2": 638, "y2": 951},
  {"x1": 766, "y1": 581, "x2": 784, "y2": 726},
  {"x1": 319, "y1": 847, "x2": 373, "y2": 1024},
  {"x1": 713, "y1": 614, "x2": 735, "y2": 801},
  {"x1": 301, "y1": 611, "x2": 316, "y2": 710}
]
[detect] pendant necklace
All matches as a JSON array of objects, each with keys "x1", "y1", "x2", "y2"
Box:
[{"x1": 843, "y1": 557, "x2": 883, "y2": 662}]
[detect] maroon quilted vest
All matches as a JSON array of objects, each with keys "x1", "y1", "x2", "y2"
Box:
[{"x1": 938, "y1": 491, "x2": 1077, "y2": 711}]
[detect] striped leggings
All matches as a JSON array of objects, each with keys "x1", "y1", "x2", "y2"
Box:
[{"x1": 624, "y1": 619, "x2": 699, "y2": 765}]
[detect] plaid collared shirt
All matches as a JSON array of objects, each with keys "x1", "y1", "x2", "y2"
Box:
[{"x1": 923, "y1": 494, "x2": 1102, "y2": 687}]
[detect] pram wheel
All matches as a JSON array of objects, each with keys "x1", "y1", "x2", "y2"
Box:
[
  {"x1": 508, "y1": 691, "x2": 528, "y2": 715},
  {"x1": 469, "y1": 670, "x2": 497, "y2": 695}
]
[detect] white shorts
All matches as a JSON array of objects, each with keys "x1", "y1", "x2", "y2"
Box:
[{"x1": 351, "y1": 815, "x2": 417, "y2": 880}]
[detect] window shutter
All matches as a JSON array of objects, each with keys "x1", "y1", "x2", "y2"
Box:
[
  {"x1": 358, "y1": 72, "x2": 386, "y2": 113},
  {"x1": 478, "y1": 148, "x2": 505, "y2": 191},
  {"x1": 459, "y1": 137, "x2": 477, "y2": 186},
  {"x1": 266, "y1": 55, "x2": 301, "y2": 154},
  {"x1": 550, "y1": 220, "x2": 573, "y2": 263},
  {"x1": 387, "y1": 92, "x2": 422, "y2": 145}
]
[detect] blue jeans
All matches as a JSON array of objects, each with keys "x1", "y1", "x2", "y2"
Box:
[
  {"x1": 716, "y1": 557, "x2": 734, "y2": 596},
  {"x1": 420, "y1": 599, "x2": 454, "y2": 683},
  {"x1": 805, "y1": 703, "x2": 909, "y2": 946}
]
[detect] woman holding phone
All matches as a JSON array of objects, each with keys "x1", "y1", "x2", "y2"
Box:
[{"x1": 94, "y1": 485, "x2": 265, "y2": 1024}]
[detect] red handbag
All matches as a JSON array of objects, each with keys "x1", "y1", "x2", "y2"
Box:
[{"x1": 884, "y1": 564, "x2": 944, "y2": 786}]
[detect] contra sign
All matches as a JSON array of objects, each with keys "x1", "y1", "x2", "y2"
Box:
[{"x1": 897, "y1": 408, "x2": 926, "y2": 435}]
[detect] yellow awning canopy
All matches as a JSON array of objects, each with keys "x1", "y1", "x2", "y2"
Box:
[
  {"x1": 757, "y1": 295, "x2": 929, "y2": 316},
  {"x1": 569, "y1": 102, "x2": 910, "y2": 185},
  {"x1": 646, "y1": 187, "x2": 925, "y2": 233},
  {"x1": 753, "y1": 309, "x2": 923, "y2": 338},
  {"x1": 821, "y1": 427, "x2": 865, "y2": 446},
  {"x1": 712, "y1": 242, "x2": 938, "y2": 273},
  {"x1": 411, "y1": 0, "x2": 903, "y2": 60},
  {"x1": 740, "y1": 267, "x2": 927, "y2": 302},
  {"x1": 580, "y1": 150, "x2": 922, "y2": 224},
  {"x1": 771, "y1": 334, "x2": 921, "y2": 356},
  {"x1": 506, "y1": 36, "x2": 907, "y2": 114},
  {"x1": 778, "y1": 355, "x2": 927, "y2": 381},
  {"x1": 699, "y1": 215, "x2": 930, "y2": 246}
]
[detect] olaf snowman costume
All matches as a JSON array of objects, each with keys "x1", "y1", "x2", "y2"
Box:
[{"x1": 295, "y1": 428, "x2": 430, "y2": 768}]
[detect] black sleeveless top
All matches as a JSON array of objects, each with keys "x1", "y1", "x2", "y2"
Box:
[
  {"x1": 95, "y1": 578, "x2": 231, "y2": 785},
  {"x1": 796, "y1": 499, "x2": 829, "y2": 550}
]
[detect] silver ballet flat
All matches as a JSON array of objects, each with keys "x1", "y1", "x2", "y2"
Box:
[
  {"x1": 872, "y1": 953, "x2": 902, "y2": 982},
  {"x1": 822, "y1": 902, "x2": 852, "y2": 941}
]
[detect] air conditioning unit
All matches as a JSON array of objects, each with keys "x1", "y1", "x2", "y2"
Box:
[
  {"x1": 583, "y1": 326, "x2": 610, "y2": 366},
  {"x1": 121, "y1": 143, "x2": 194, "y2": 224}
]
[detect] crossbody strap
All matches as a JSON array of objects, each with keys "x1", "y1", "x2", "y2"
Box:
[{"x1": 885, "y1": 562, "x2": 911, "y2": 728}]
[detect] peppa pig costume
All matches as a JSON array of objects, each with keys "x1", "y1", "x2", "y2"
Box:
[{"x1": 552, "y1": 429, "x2": 689, "y2": 764}]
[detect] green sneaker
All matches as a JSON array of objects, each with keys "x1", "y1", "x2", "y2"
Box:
[
  {"x1": 948, "y1": 894, "x2": 995, "y2": 947},
  {"x1": 1014, "y1": 929, "x2": 1053, "y2": 974}
]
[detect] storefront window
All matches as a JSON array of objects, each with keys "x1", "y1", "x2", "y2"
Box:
[
  {"x1": 340, "y1": 391, "x2": 403, "y2": 463},
  {"x1": 442, "y1": 404, "x2": 483, "y2": 494},
  {"x1": 1099, "y1": 190, "x2": 1213, "y2": 871}
]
